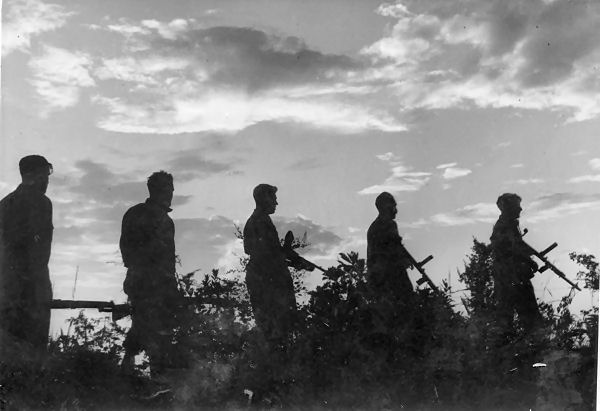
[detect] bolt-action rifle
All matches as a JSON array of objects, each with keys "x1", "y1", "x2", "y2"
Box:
[
  {"x1": 398, "y1": 244, "x2": 440, "y2": 294},
  {"x1": 522, "y1": 228, "x2": 581, "y2": 291},
  {"x1": 51, "y1": 294, "x2": 233, "y2": 322},
  {"x1": 51, "y1": 299, "x2": 131, "y2": 322},
  {"x1": 283, "y1": 230, "x2": 326, "y2": 273}
]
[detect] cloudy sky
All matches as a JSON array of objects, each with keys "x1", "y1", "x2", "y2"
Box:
[{"x1": 2, "y1": 0, "x2": 599, "y2": 332}]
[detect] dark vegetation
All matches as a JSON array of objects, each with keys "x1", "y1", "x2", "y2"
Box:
[{"x1": 0, "y1": 238, "x2": 597, "y2": 410}]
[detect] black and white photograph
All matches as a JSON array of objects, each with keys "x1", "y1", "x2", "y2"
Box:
[{"x1": 1, "y1": 0, "x2": 598, "y2": 409}]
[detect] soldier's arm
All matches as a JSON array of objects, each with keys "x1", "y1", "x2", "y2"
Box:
[
  {"x1": 120, "y1": 208, "x2": 143, "y2": 268},
  {"x1": 390, "y1": 222, "x2": 413, "y2": 266},
  {"x1": 28, "y1": 196, "x2": 53, "y2": 268}
]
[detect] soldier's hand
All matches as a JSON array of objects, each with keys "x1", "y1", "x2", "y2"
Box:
[
  {"x1": 303, "y1": 262, "x2": 316, "y2": 272},
  {"x1": 529, "y1": 260, "x2": 539, "y2": 272},
  {"x1": 402, "y1": 258, "x2": 414, "y2": 270}
]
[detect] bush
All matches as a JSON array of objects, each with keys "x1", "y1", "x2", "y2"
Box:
[{"x1": 1, "y1": 239, "x2": 596, "y2": 410}]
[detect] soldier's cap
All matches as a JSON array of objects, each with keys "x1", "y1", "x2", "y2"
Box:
[
  {"x1": 253, "y1": 183, "x2": 277, "y2": 202},
  {"x1": 375, "y1": 191, "x2": 396, "y2": 210},
  {"x1": 496, "y1": 193, "x2": 521, "y2": 211},
  {"x1": 19, "y1": 155, "x2": 53, "y2": 176}
]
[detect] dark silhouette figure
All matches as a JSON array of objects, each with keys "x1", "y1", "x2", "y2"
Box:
[
  {"x1": 243, "y1": 184, "x2": 310, "y2": 348},
  {"x1": 119, "y1": 171, "x2": 180, "y2": 376},
  {"x1": 0, "y1": 155, "x2": 54, "y2": 360},
  {"x1": 490, "y1": 193, "x2": 541, "y2": 337},
  {"x1": 367, "y1": 192, "x2": 413, "y2": 300}
]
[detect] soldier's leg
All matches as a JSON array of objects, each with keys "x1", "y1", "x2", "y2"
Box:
[
  {"x1": 122, "y1": 297, "x2": 154, "y2": 374},
  {"x1": 30, "y1": 302, "x2": 51, "y2": 358},
  {"x1": 493, "y1": 285, "x2": 517, "y2": 345},
  {"x1": 122, "y1": 311, "x2": 142, "y2": 374},
  {"x1": 514, "y1": 282, "x2": 542, "y2": 335}
]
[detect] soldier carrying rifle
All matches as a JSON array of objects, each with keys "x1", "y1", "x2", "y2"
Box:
[
  {"x1": 243, "y1": 184, "x2": 314, "y2": 350},
  {"x1": 0, "y1": 155, "x2": 54, "y2": 362},
  {"x1": 119, "y1": 171, "x2": 181, "y2": 376},
  {"x1": 490, "y1": 193, "x2": 542, "y2": 338},
  {"x1": 367, "y1": 192, "x2": 414, "y2": 302}
]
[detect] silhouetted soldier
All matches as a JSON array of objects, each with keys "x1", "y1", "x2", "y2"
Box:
[
  {"x1": 490, "y1": 193, "x2": 541, "y2": 337},
  {"x1": 119, "y1": 171, "x2": 180, "y2": 376},
  {"x1": 0, "y1": 155, "x2": 54, "y2": 360},
  {"x1": 243, "y1": 184, "x2": 311, "y2": 349},
  {"x1": 367, "y1": 192, "x2": 413, "y2": 300}
]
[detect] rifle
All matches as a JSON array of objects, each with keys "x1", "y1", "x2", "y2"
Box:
[
  {"x1": 522, "y1": 229, "x2": 581, "y2": 291},
  {"x1": 399, "y1": 244, "x2": 440, "y2": 294},
  {"x1": 51, "y1": 299, "x2": 131, "y2": 322},
  {"x1": 51, "y1": 295, "x2": 233, "y2": 322},
  {"x1": 283, "y1": 230, "x2": 326, "y2": 273}
]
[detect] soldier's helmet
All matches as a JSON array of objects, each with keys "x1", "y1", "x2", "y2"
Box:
[
  {"x1": 496, "y1": 193, "x2": 521, "y2": 212},
  {"x1": 19, "y1": 155, "x2": 53, "y2": 176}
]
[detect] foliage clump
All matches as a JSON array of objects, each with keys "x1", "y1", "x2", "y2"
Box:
[{"x1": 1, "y1": 239, "x2": 596, "y2": 410}]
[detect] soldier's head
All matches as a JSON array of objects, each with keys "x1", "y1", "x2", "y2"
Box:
[
  {"x1": 496, "y1": 193, "x2": 522, "y2": 219},
  {"x1": 375, "y1": 192, "x2": 397, "y2": 220},
  {"x1": 19, "y1": 155, "x2": 53, "y2": 194},
  {"x1": 253, "y1": 183, "x2": 278, "y2": 214},
  {"x1": 147, "y1": 171, "x2": 174, "y2": 209}
]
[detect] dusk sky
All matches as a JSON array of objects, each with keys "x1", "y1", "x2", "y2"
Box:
[{"x1": 1, "y1": 0, "x2": 599, "y2": 333}]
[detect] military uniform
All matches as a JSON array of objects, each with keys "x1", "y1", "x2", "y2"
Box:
[
  {"x1": 243, "y1": 210, "x2": 296, "y2": 344},
  {"x1": 0, "y1": 184, "x2": 53, "y2": 355},
  {"x1": 367, "y1": 216, "x2": 413, "y2": 300},
  {"x1": 490, "y1": 215, "x2": 541, "y2": 333},
  {"x1": 120, "y1": 198, "x2": 179, "y2": 373}
]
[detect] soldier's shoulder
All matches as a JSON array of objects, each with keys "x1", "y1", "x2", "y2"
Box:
[
  {"x1": 493, "y1": 217, "x2": 517, "y2": 232},
  {"x1": 0, "y1": 190, "x2": 17, "y2": 206},
  {"x1": 123, "y1": 202, "x2": 148, "y2": 218}
]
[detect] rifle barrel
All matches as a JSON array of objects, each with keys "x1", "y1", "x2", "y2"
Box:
[{"x1": 51, "y1": 299, "x2": 116, "y2": 309}]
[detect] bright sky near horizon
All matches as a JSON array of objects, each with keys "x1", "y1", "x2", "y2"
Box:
[{"x1": 1, "y1": 0, "x2": 599, "y2": 334}]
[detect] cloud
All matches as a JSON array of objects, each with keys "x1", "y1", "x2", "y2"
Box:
[
  {"x1": 28, "y1": 46, "x2": 95, "y2": 113},
  {"x1": 174, "y1": 216, "x2": 240, "y2": 273},
  {"x1": 167, "y1": 150, "x2": 236, "y2": 182},
  {"x1": 568, "y1": 158, "x2": 600, "y2": 183},
  {"x1": 2, "y1": 0, "x2": 74, "y2": 56},
  {"x1": 436, "y1": 162, "x2": 457, "y2": 169},
  {"x1": 514, "y1": 178, "x2": 545, "y2": 185},
  {"x1": 287, "y1": 157, "x2": 322, "y2": 171},
  {"x1": 362, "y1": 0, "x2": 600, "y2": 122},
  {"x1": 428, "y1": 202, "x2": 498, "y2": 226},
  {"x1": 589, "y1": 158, "x2": 600, "y2": 170},
  {"x1": 85, "y1": 19, "x2": 405, "y2": 134},
  {"x1": 568, "y1": 175, "x2": 600, "y2": 184},
  {"x1": 403, "y1": 191, "x2": 600, "y2": 228},
  {"x1": 93, "y1": 92, "x2": 404, "y2": 134},
  {"x1": 359, "y1": 152, "x2": 431, "y2": 195},
  {"x1": 442, "y1": 167, "x2": 472, "y2": 180},
  {"x1": 528, "y1": 192, "x2": 600, "y2": 222},
  {"x1": 272, "y1": 215, "x2": 343, "y2": 257}
]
